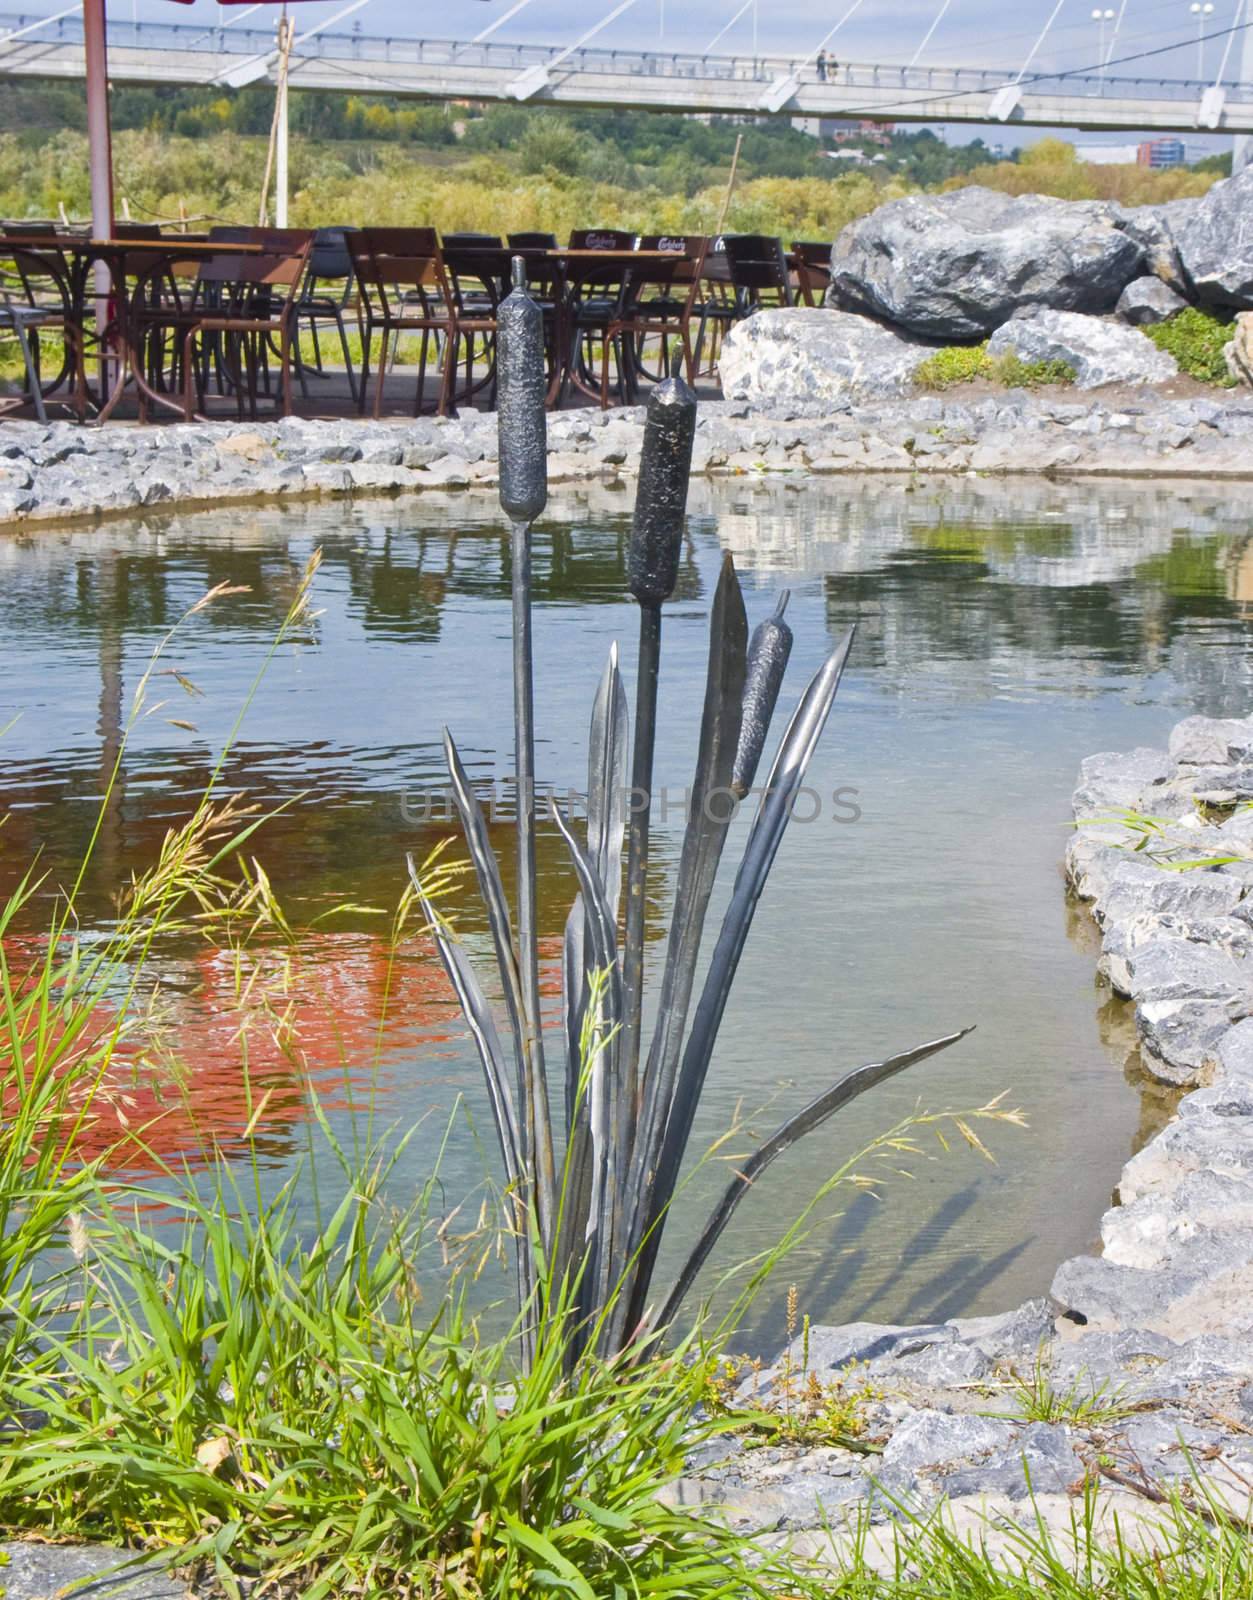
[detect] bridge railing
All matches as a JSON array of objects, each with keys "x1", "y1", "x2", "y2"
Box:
[{"x1": 0, "y1": 10, "x2": 1247, "y2": 99}]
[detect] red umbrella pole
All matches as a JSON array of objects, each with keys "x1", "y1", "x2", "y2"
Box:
[{"x1": 83, "y1": 0, "x2": 114, "y2": 239}]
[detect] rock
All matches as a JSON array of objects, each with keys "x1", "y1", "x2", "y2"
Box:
[
  {"x1": 1102, "y1": 1168, "x2": 1253, "y2": 1269},
  {"x1": 943, "y1": 1422, "x2": 1086, "y2": 1500},
  {"x1": 1137, "y1": 998, "x2": 1238, "y2": 1082},
  {"x1": 0, "y1": 1542, "x2": 192, "y2": 1598},
  {"x1": 1094, "y1": 860, "x2": 1245, "y2": 929},
  {"x1": 1225, "y1": 312, "x2": 1253, "y2": 389},
  {"x1": 1119, "y1": 1102, "x2": 1253, "y2": 1204},
  {"x1": 1117, "y1": 277, "x2": 1190, "y2": 326},
  {"x1": 1211, "y1": 1018, "x2": 1253, "y2": 1087},
  {"x1": 987, "y1": 311, "x2": 1177, "y2": 390},
  {"x1": 1169, "y1": 166, "x2": 1253, "y2": 309},
  {"x1": 1117, "y1": 200, "x2": 1197, "y2": 295},
  {"x1": 1051, "y1": 1230, "x2": 1253, "y2": 1339},
  {"x1": 1168, "y1": 715, "x2": 1253, "y2": 767},
  {"x1": 828, "y1": 187, "x2": 1145, "y2": 340},
  {"x1": 1123, "y1": 937, "x2": 1253, "y2": 1007},
  {"x1": 717, "y1": 309, "x2": 933, "y2": 407},
  {"x1": 1072, "y1": 746, "x2": 1171, "y2": 818},
  {"x1": 880, "y1": 1410, "x2": 1012, "y2": 1476}
]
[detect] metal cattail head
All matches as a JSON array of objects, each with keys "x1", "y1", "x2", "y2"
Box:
[
  {"x1": 497, "y1": 256, "x2": 548, "y2": 526},
  {"x1": 732, "y1": 592, "x2": 793, "y2": 797},
  {"x1": 628, "y1": 359, "x2": 697, "y2": 608}
]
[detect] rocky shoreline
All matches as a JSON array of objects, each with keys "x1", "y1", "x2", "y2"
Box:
[
  {"x1": 2, "y1": 387, "x2": 1253, "y2": 535},
  {"x1": 669, "y1": 712, "x2": 1253, "y2": 1566}
]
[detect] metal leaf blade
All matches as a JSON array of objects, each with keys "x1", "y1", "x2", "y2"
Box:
[
  {"x1": 656, "y1": 1027, "x2": 974, "y2": 1329},
  {"x1": 626, "y1": 627, "x2": 856, "y2": 1327},
  {"x1": 409, "y1": 864, "x2": 523, "y2": 1191},
  {"x1": 442, "y1": 729, "x2": 529, "y2": 1097},
  {"x1": 626, "y1": 555, "x2": 747, "y2": 1280}
]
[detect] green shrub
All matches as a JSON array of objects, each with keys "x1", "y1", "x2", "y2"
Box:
[
  {"x1": 990, "y1": 350, "x2": 1077, "y2": 388},
  {"x1": 914, "y1": 342, "x2": 991, "y2": 388},
  {"x1": 915, "y1": 341, "x2": 1075, "y2": 391},
  {"x1": 1144, "y1": 305, "x2": 1236, "y2": 385}
]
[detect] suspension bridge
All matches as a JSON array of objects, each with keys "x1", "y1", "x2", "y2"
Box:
[{"x1": 1, "y1": 4, "x2": 1252, "y2": 136}]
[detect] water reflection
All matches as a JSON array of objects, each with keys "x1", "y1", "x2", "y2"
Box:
[{"x1": 2, "y1": 475, "x2": 1251, "y2": 1344}]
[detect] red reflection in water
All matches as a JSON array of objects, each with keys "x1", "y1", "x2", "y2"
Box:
[{"x1": 2, "y1": 930, "x2": 565, "y2": 1175}]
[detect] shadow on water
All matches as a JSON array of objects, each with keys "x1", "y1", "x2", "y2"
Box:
[{"x1": 1, "y1": 474, "x2": 1249, "y2": 1341}]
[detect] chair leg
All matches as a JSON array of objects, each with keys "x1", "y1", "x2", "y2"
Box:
[
  {"x1": 13, "y1": 321, "x2": 46, "y2": 424},
  {"x1": 335, "y1": 311, "x2": 358, "y2": 408},
  {"x1": 373, "y1": 321, "x2": 389, "y2": 420},
  {"x1": 182, "y1": 328, "x2": 199, "y2": 421},
  {"x1": 279, "y1": 323, "x2": 293, "y2": 418}
]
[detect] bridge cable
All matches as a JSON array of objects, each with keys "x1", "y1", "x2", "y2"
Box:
[
  {"x1": 1011, "y1": 0, "x2": 1069, "y2": 83},
  {"x1": 186, "y1": 4, "x2": 268, "y2": 51},
  {"x1": 0, "y1": 5, "x2": 79, "y2": 51},
  {"x1": 705, "y1": 0, "x2": 756, "y2": 56},
  {"x1": 1213, "y1": 0, "x2": 1248, "y2": 81},
  {"x1": 542, "y1": 0, "x2": 641, "y2": 72},
  {"x1": 456, "y1": 0, "x2": 540, "y2": 58},
  {"x1": 907, "y1": 0, "x2": 955, "y2": 69},
  {"x1": 1102, "y1": 0, "x2": 1130, "y2": 69}
]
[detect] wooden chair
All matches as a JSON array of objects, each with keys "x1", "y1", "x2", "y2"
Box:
[
  {"x1": 722, "y1": 234, "x2": 794, "y2": 316},
  {"x1": 132, "y1": 229, "x2": 313, "y2": 422},
  {"x1": 0, "y1": 223, "x2": 83, "y2": 419},
  {"x1": 349, "y1": 227, "x2": 460, "y2": 417},
  {"x1": 600, "y1": 234, "x2": 707, "y2": 408},
  {"x1": 562, "y1": 228, "x2": 637, "y2": 403},
  {"x1": 791, "y1": 240, "x2": 833, "y2": 307}
]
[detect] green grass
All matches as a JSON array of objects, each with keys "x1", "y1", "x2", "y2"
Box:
[
  {"x1": 914, "y1": 341, "x2": 1076, "y2": 391},
  {"x1": 1143, "y1": 306, "x2": 1237, "y2": 386}
]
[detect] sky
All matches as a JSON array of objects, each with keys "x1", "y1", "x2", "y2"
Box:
[{"x1": 42, "y1": 0, "x2": 1253, "y2": 152}]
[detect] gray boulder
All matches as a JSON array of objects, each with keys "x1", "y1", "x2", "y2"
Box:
[
  {"x1": 717, "y1": 308, "x2": 932, "y2": 407},
  {"x1": 1226, "y1": 311, "x2": 1253, "y2": 389},
  {"x1": 1117, "y1": 276, "x2": 1189, "y2": 326},
  {"x1": 1117, "y1": 199, "x2": 1198, "y2": 294},
  {"x1": 828, "y1": 187, "x2": 1145, "y2": 340},
  {"x1": 1169, "y1": 166, "x2": 1253, "y2": 308},
  {"x1": 1169, "y1": 714, "x2": 1253, "y2": 767},
  {"x1": 987, "y1": 310, "x2": 1178, "y2": 389}
]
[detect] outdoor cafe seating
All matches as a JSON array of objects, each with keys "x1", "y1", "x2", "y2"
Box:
[{"x1": 0, "y1": 223, "x2": 833, "y2": 424}]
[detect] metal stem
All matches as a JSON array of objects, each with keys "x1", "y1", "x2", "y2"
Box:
[
  {"x1": 512, "y1": 517, "x2": 555, "y2": 1253},
  {"x1": 621, "y1": 601, "x2": 662, "y2": 1120}
]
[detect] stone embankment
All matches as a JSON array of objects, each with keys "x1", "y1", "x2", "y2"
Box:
[
  {"x1": 674, "y1": 713, "x2": 1253, "y2": 1564},
  {"x1": 3, "y1": 389, "x2": 1253, "y2": 533}
]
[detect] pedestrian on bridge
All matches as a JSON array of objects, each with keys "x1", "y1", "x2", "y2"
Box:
[{"x1": 816, "y1": 49, "x2": 828, "y2": 80}]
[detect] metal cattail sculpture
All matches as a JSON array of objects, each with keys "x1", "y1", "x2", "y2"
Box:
[{"x1": 415, "y1": 260, "x2": 970, "y2": 1372}]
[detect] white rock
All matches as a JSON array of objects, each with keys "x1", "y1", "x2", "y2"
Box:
[
  {"x1": 718, "y1": 309, "x2": 933, "y2": 407},
  {"x1": 987, "y1": 310, "x2": 1177, "y2": 390}
]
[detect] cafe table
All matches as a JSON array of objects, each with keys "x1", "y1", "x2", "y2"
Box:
[{"x1": 0, "y1": 235, "x2": 269, "y2": 422}]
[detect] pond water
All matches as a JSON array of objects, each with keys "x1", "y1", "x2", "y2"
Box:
[{"x1": 2, "y1": 473, "x2": 1251, "y2": 1351}]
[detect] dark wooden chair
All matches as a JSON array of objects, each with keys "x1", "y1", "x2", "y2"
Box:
[
  {"x1": 348, "y1": 227, "x2": 455, "y2": 417},
  {"x1": 130, "y1": 229, "x2": 313, "y2": 422},
  {"x1": 562, "y1": 228, "x2": 637, "y2": 403},
  {"x1": 791, "y1": 240, "x2": 833, "y2": 307},
  {"x1": 722, "y1": 234, "x2": 794, "y2": 316},
  {"x1": 600, "y1": 234, "x2": 708, "y2": 407}
]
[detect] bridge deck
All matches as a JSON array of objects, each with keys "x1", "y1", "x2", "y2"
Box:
[{"x1": 1, "y1": 14, "x2": 1250, "y2": 134}]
